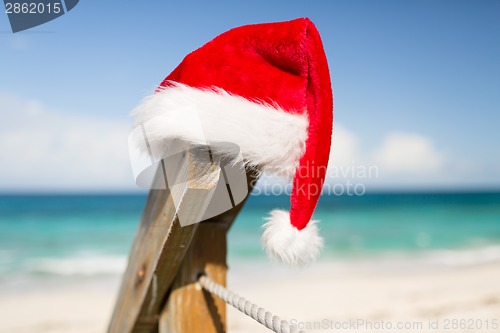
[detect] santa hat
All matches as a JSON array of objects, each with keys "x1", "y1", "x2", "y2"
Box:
[{"x1": 132, "y1": 18, "x2": 333, "y2": 266}]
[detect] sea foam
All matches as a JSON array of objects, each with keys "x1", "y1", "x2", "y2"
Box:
[{"x1": 25, "y1": 254, "x2": 127, "y2": 276}]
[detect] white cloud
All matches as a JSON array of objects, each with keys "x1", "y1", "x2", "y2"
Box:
[
  {"x1": 325, "y1": 126, "x2": 452, "y2": 189},
  {"x1": 0, "y1": 93, "x2": 136, "y2": 191},
  {"x1": 372, "y1": 132, "x2": 444, "y2": 174},
  {"x1": 330, "y1": 125, "x2": 361, "y2": 168},
  {"x1": 0, "y1": 93, "x2": 492, "y2": 192}
]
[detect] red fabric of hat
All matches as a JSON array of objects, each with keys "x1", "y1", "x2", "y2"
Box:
[{"x1": 132, "y1": 18, "x2": 333, "y2": 266}]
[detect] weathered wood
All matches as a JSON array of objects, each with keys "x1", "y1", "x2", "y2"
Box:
[
  {"x1": 166, "y1": 146, "x2": 221, "y2": 227},
  {"x1": 156, "y1": 172, "x2": 256, "y2": 333},
  {"x1": 159, "y1": 222, "x2": 228, "y2": 333},
  {"x1": 108, "y1": 141, "x2": 257, "y2": 333},
  {"x1": 108, "y1": 145, "x2": 221, "y2": 333}
]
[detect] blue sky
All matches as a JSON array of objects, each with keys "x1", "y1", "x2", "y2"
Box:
[{"x1": 0, "y1": 1, "x2": 499, "y2": 192}]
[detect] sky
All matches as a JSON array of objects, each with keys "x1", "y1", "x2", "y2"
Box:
[{"x1": 0, "y1": 0, "x2": 499, "y2": 192}]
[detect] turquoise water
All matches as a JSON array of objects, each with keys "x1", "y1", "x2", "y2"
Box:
[{"x1": 1, "y1": 192, "x2": 500, "y2": 278}]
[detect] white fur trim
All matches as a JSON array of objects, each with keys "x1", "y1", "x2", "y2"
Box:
[
  {"x1": 261, "y1": 210, "x2": 323, "y2": 266},
  {"x1": 132, "y1": 83, "x2": 308, "y2": 178}
]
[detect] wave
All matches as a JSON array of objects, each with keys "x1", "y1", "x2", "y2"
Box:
[
  {"x1": 25, "y1": 254, "x2": 127, "y2": 276},
  {"x1": 9, "y1": 244, "x2": 500, "y2": 278},
  {"x1": 422, "y1": 245, "x2": 500, "y2": 266}
]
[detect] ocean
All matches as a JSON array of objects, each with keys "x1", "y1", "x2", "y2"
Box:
[{"x1": 1, "y1": 192, "x2": 500, "y2": 284}]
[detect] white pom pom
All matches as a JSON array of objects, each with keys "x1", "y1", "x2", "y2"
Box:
[{"x1": 261, "y1": 209, "x2": 323, "y2": 267}]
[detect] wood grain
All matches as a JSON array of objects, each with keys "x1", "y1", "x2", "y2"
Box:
[
  {"x1": 159, "y1": 222, "x2": 228, "y2": 333},
  {"x1": 107, "y1": 143, "x2": 257, "y2": 333},
  {"x1": 108, "y1": 145, "x2": 220, "y2": 333}
]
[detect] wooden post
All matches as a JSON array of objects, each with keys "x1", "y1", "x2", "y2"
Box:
[
  {"x1": 107, "y1": 143, "x2": 257, "y2": 333},
  {"x1": 159, "y1": 221, "x2": 229, "y2": 333}
]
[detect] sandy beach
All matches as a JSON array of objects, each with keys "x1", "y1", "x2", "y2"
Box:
[
  {"x1": 1, "y1": 259, "x2": 499, "y2": 333},
  {"x1": 228, "y1": 260, "x2": 500, "y2": 333}
]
